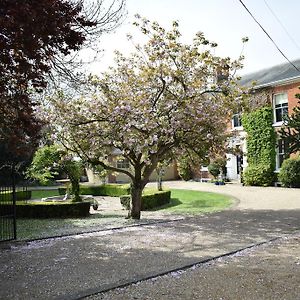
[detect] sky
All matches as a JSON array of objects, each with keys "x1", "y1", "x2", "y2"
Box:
[{"x1": 90, "y1": 0, "x2": 300, "y2": 76}]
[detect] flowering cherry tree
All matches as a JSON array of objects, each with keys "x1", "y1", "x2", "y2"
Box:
[{"x1": 49, "y1": 16, "x2": 246, "y2": 219}]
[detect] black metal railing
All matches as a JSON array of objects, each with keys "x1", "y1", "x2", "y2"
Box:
[{"x1": 0, "y1": 185, "x2": 17, "y2": 242}]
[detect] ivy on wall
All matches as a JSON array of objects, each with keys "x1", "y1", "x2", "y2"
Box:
[
  {"x1": 242, "y1": 107, "x2": 276, "y2": 168},
  {"x1": 242, "y1": 107, "x2": 276, "y2": 186}
]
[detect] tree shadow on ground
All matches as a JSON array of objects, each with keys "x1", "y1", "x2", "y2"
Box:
[
  {"x1": 164, "y1": 209, "x2": 300, "y2": 245},
  {"x1": 150, "y1": 198, "x2": 182, "y2": 211},
  {"x1": 5, "y1": 209, "x2": 300, "y2": 300}
]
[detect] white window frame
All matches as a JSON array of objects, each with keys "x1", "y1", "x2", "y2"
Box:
[
  {"x1": 276, "y1": 139, "x2": 287, "y2": 170},
  {"x1": 232, "y1": 113, "x2": 243, "y2": 129},
  {"x1": 273, "y1": 93, "x2": 288, "y2": 125}
]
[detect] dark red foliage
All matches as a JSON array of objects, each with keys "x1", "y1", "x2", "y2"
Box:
[
  {"x1": 0, "y1": 0, "x2": 96, "y2": 165},
  {"x1": 0, "y1": 0, "x2": 95, "y2": 92}
]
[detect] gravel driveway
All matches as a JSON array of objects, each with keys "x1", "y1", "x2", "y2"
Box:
[
  {"x1": 88, "y1": 233, "x2": 300, "y2": 300},
  {"x1": 147, "y1": 180, "x2": 300, "y2": 211},
  {"x1": 1, "y1": 181, "x2": 299, "y2": 300}
]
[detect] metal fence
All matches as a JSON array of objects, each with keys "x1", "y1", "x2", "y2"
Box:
[{"x1": 0, "y1": 185, "x2": 17, "y2": 242}]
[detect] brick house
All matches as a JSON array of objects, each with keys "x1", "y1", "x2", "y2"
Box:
[{"x1": 226, "y1": 59, "x2": 300, "y2": 181}]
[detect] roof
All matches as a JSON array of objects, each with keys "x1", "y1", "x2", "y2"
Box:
[{"x1": 240, "y1": 59, "x2": 300, "y2": 88}]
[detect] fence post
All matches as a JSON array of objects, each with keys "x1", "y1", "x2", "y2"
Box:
[{"x1": 12, "y1": 165, "x2": 17, "y2": 240}]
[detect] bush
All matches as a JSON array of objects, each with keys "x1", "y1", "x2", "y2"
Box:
[
  {"x1": 120, "y1": 190, "x2": 171, "y2": 211},
  {"x1": 2, "y1": 202, "x2": 90, "y2": 218},
  {"x1": 141, "y1": 190, "x2": 171, "y2": 210},
  {"x1": 58, "y1": 184, "x2": 130, "y2": 197},
  {"x1": 278, "y1": 158, "x2": 300, "y2": 188},
  {"x1": 243, "y1": 164, "x2": 275, "y2": 186},
  {"x1": 208, "y1": 163, "x2": 220, "y2": 178},
  {"x1": 0, "y1": 190, "x2": 32, "y2": 202}
]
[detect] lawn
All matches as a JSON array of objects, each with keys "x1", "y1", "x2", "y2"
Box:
[
  {"x1": 15, "y1": 188, "x2": 233, "y2": 240},
  {"x1": 158, "y1": 189, "x2": 233, "y2": 214},
  {"x1": 31, "y1": 189, "x2": 60, "y2": 199}
]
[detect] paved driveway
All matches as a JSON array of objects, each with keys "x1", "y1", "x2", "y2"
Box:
[{"x1": 0, "y1": 181, "x2": 299, "y2": 300}]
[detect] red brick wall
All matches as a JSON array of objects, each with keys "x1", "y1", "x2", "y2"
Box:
[
  {"x1": 272, "y1": 82, "x2": 300, "y2": 159},
  {"x1": 272, "y1": 82, "x2": 300, "y2": 114}
]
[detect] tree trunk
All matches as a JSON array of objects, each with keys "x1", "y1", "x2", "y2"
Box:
[
  {"x1": 157, "y1": 168, "x2": 163, "y2": 191},
  {"x1": 128, "y1": 162, "x2": 157, "y2": 219},
  {"x1": 70, "y1": 178, "x2": 81, "y2": 202},
  {"x1": 129, "y1": 182, "x2": 143, "y2": 219}
]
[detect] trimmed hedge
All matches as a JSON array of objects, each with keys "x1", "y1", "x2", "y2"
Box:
[
  {"x1": 59, "y1": 184, "x2": 130, "y2": 197},
  {"x1": 142, "y1": 190, "x2": 171, "y2": 210},
  {"x1": 120, "y1": 190, "x2": 171, "y2": 211},
  {"x1": 2, "y1": 202, "x2": 90, "y2": 218},
  {"x1": 0, "y1": 190, "x2": 32, "y2": 202}
]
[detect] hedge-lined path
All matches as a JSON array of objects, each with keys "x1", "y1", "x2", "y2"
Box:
[
  {"x1": 91, "y1": 196, "x2": 125, "y2": 214},
  {"x1": 1, "y1": 181, "x2": 300, "y2": 300}
]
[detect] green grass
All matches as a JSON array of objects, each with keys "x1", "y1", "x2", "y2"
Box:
[
  {"x1": 155, "y1": 189, "x2": 233, "y2": 214},
  {"x1": 31, "y1": 189, "x2": 59, "y2": 199}
]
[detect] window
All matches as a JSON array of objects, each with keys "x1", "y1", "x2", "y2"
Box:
[
  {"x1": 273, "y1": 93, "x2": 288, "y2": 123},
  {"x1": 232, "y1": 113, "x2": 242, "y2": 128},
  {"x1": 276, "y1": 139, "x2": 288, "y2": 169},
  {"x1": 116, "y1": 159, "x2": 129, "y2": 169}
]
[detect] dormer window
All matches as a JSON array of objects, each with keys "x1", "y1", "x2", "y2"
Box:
[{"x1": 273, "y1": 93, "x2": 288, "y2": 123}]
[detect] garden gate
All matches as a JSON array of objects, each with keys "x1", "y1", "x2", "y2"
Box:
[{"x1": 0, "y1": 185, "x2": 16, "y2": 242}]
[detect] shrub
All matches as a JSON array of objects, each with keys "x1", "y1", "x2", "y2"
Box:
[
  {"x1": 26, "y1": 144, "x2": 64, "y2": 185},
  {"x1": 59, "y1": 184, "x2": 130, "y2": 197},
  {"x1": 208, "y1": 163, "x2": 220, "y2": 178},
  {"x1": 243, "y1": 164, "x2": 275, "y2": 186},
  {"x1": 141, "y1": 190, "x2": 171, "y2": 210},
  {"x1": 2, "y1": 202, "x2": 91, "y2": 218},
  {"x1": 120, "y1": 190, "x2": 171, "y2": 211},
  {"x1": 278, "y1": 158, "x2": 300, "y2": 188}
]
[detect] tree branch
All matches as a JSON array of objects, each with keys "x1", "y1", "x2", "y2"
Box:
[
  {"x1": 151, "y1": 75, "x2": 166, "y2": 108},
  {"x1": 88, "y1": 157, "x2": 134, "y2": 180}
]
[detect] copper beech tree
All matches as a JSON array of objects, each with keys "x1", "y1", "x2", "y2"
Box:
[
  {"x1": 0, "y1": 0, "x2": 125, "y2": 172},
  {"x1": 49, "y1": 17, "x2": 247, "y2": 219}
]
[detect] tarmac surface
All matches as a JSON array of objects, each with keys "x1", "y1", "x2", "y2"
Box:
[{"x1": 0, "y1": 181, "x2": 300, "y2": 300}]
